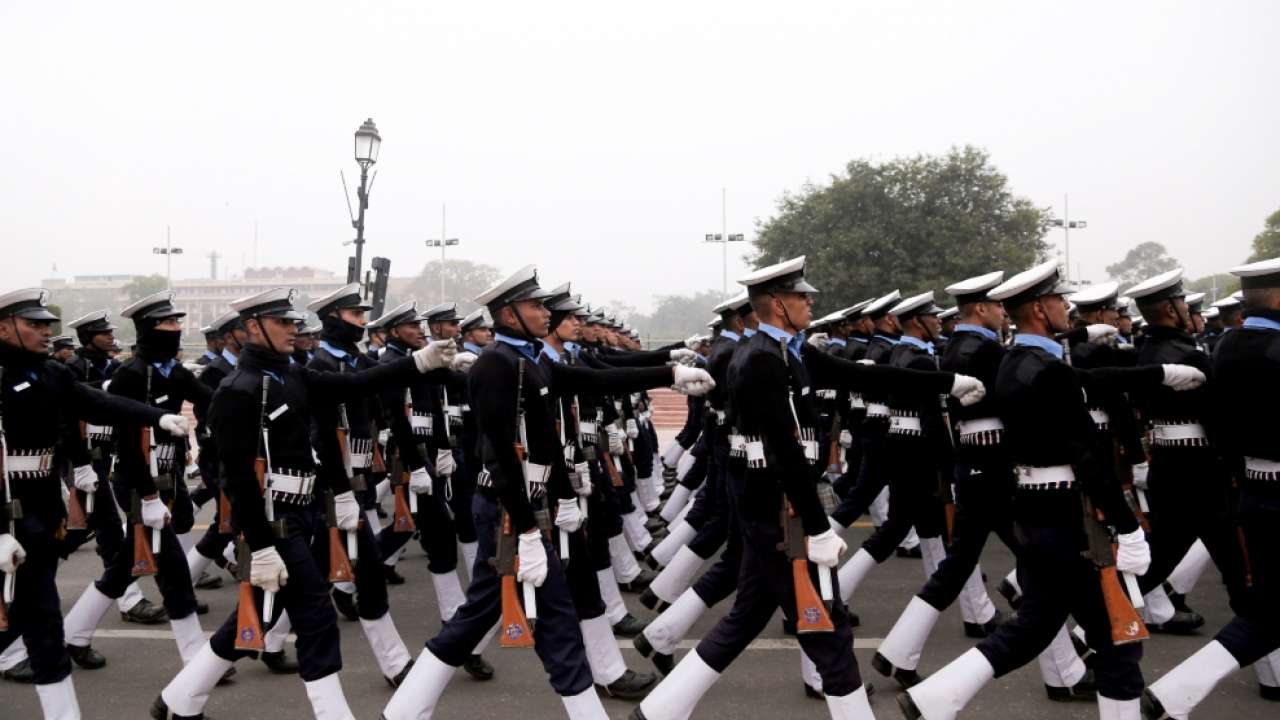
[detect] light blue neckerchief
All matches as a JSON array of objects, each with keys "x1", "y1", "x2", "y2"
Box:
[
  {"x1": 1013, "y1": 333, "x2": 1065, "y2": 360},
  {"x1": 955, "y1": 323, "x2": 998, "y2": 341},
  {"x1": 319, "y1": 340, "x2": 358, "y2": 369},
  {"x1": 495, "y1": 333, "x2": 541, "y2": 363},
  {"x1": 756, "y1": 322, "x2": 804, "y2": 359},
  {"x1": 897, "y1": 334, "x2": 934, "y2": 355},
  {"x1": 1243, "y1": 316, "x2": 1280, "y2": 332}
]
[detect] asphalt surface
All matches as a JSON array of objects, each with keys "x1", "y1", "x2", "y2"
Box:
[{"x1": 2, "y1": 436, "x2": 1273, "y2": 718}]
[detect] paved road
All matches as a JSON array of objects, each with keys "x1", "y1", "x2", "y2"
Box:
[{"x1": 2, "y1": 458, "x2": 1272, "y2": 717}]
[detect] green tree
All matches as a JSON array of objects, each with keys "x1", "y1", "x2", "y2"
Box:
[
  {"x1": 122, "y1": 274, "x2": 168, "y2": 302},
  {"x1": 394, "y1": 259, "x2": 502, "y2": 315},
  {"x1": 1184, "y1": 273, "x2": 1240, "y2": 302},
  {"x1": 1105, "y1": 242, "x2": 1180, "y2": 290},
  {"x1": 1248, "y1": 208, "x2": 1280, "y2": 262},
  {"x1": 751, "y1": 146, "x2": 1048, "y2": 313},
  {"x1": 623, "y1": 290, "x2": 725, "y2": 344}
]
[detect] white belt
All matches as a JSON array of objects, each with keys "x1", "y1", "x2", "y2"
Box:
[
  {"x1": 729, "y1": 434, "x2": 747, "y2": 458},
  {"x1": 349, "y1": 451, "x2": 372, "y2": 470},
  {"x1": 410, "y1": 413, "x2": 434, "y2": 435},
  {"x1": 1088, "y1": 408, "x2": 1110, "y2": 429},
  {"x1": 578, "y1": 420, "x2": 597, "y2": 437},
  {"x1": 267, "y1": 471, "x2": 316, "y2": 497},
  {"x1": 86, "y1": 424, "x2": 114, "y2": 439},
  {"x1": 445, "y1": 405, "x2": 464, "y2": 420},
  {"x1": 524, "y1": 461, "x2": 551, "y2": 487},
  {"x1": 4, "y1": 453, "x2": 55, "y2": 474},
  {"x1": 1015, "y1": 465, "x2": 1075, "y2": 490},
  {"x1": 713, "y1": 410, "x2": 726, "y2": 424},
  {"x1": 866, "y1": 402, "x2": 890, "y2": 418},
  {"x1": 1150, "y1": 422, "x2": 1208, "y2": 446},
  {"x1": 815, "y1": 389, "x2": 837, "y2": 401},
  {"x1": 957, "y1": 417, "x2": 1005, "y2": 447},
  {"x1": 888, "y1": 415, "x2": 922, "y2": 435},
  {"x1": 849, "y1": 392, "x2": 866, "y2": 409},
  {"x1": 1244, "y1": 457, "x2": 1280, "y2": 481}
]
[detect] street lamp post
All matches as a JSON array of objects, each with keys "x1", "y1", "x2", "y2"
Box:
[
  {"x1": 704, "y1": 187, "x2": 746, "y2": 296},
  {"x1": 348, "y1": 118, "x2": 382, "y2": 284},
  {"x1": 152, "y1": 225, "x2": 184, "y2": 290},
  {"x1": 425, "y1": 205, "x2": 461, "y2": 304},
  {"x1": 1048, "y1": 193, "x2": 1087, "y2": 284}
]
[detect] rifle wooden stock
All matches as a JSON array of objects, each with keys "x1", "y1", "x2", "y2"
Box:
[
  {"x1": 335, "y1": 427, "x2": 352, "y2": 477},
  {"x1": 825, "y1": 415, "x2": 842, "y2": 474},
  {"x1": 132, "y1": 522, "x2": 158, "y2": 576},
  {"x1": 498, "y1": 513, "x2": 535, "y2": 648},
  {"x1": 1113, "y1": 441, "x2": 1151, "y2": 532},
  {"x1": 253, "y1": 457, "x2": 267, "y2": 493},
  {"x1": 65, "y1": 482, "x2": 88, "y2": 531},
  {"x1": 602, "y1": 452, "x2": 624, "y2": 488},
  {"x1": 328, "y1": 527, "x2": 355, "y2": 582},
  {"x1": 782, "y1": 501, "x2": 834, "y2": 634},
  {"x1": 0, "y1": 595, "x2": 8, "y2": 631},
  {"x1": 234, "y1": 579, "x2": 265, "y2": 651},
  {"x1": 392, "y1": 484, "x2": 416, "y2": 533},
  {"x1": 1100, "y1": 565, "x2": 1149, "y2": 645},
  {"x1": 218, "y1": 490, "x2": 234, "y2": 535}
]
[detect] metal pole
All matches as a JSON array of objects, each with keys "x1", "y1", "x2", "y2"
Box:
[
  {"x1": 166, "y1": 226, "x2": 172, "y2": 290},
  {"x1": 721, "y1": 187, "x2": 728, "y2": 296},
  {"x1": 440, "y1": 204, "x2": 447, "y2": 304},
  {"x1": 1063, "y1": 193, "x2": 1070, "y2": 283},
  {"x1": 352, "y1": 166, "x2": 369, "y2": 284}
]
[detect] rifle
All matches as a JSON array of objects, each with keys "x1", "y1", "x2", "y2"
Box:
[
  {"x1": 934, "y1": 357, "x2": 957, "y2": 546},
  {"x1": 333, "y1": 402, "x2": 360, "y2": 563},
  {"x1": 140, "y1": 366, "x2": 165, "y2": 555},
  {"x1": 1114, "y1": 439, "x2": 1151, "y2": 534},
  {"x1": 782, "y1": 498, "x2": 834, "y2": 633},
  {"x1": 233, "y1": 540, "x2": 265, "y2": 652},
  {"x1": 495, "y1": 510, "x2": 536, "y2": 648},
  {"x1": 78, "y1": 421, "x2": 95, "y2": 514},
  {"x1": 63, "y1": 440, "x2": 89, "y2": 531},
  {"x1": 255, "y1": 375, "x2": 279, "y2": 623},
  {"x1": 130, "y1": 493, "x2": 159, "y2": 576},
  {"x1": 0, "y1": 367, "x2": 16, "y2": 628},
  {"x1": 325, "y1": 490, "x2": 356, "y2": 582},
  {"x1": 1081, "y1": 495, "x2": 1148, "y2": 645},
  {"x1": 825, "y1": 411, "x2": 843, "y2": 476},
  {"x1": 389, "y1": 454, "x2": 415, "y2": 534}
]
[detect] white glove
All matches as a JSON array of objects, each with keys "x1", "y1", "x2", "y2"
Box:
[
  {"x1": 73, "y1": 464, "x2": 98, "y2": 493},
  {"x1": 856, "y1": 358, "x2": 875, "y2": 366},
  {"x1": 1131, "y1": 462, "x2": 1149, "y2": 491},
  {"x1": 661, "y1": 441, "x2": 686, "y2": 468},
  {"x1": 413, "y1": 339, "x2": 458, "y2": 372},
  {"x1": 1086, "y1": 324, "x2": 1119, "y2": 344},
  {"x1": 838, "y1": 430, "x2": 853, "y2": 449},
  {"x1": 0, "y1": 534, "x2": 26, "y2": 574},
  {"x1": 516, "y1": 530, "x2": 549, "y2": 588},
  {"x1": 806, "y1": 333, "x2": 830, "y2": 351},
  {"x1": 140, "y1": 495, "x2": 170, "y2": 530},
  {"x1": 409, "y1": 466, "x2": 433, "y2": 495},
  {"x1": 948, "y1": 374, "x2": 987, "y2": 407},
  {"x1": 625, "y1": 418, "x2": 640, "y2": 439},
  {"x1": 683, "y1": 335, "x2": 701, "y2": 350},
  {"x1": 606, "y1": 424, "x2": 625, "y2": 455},
  {"x1": 250, "y1": 547, "x2": 289, "y2": 593},
  {"x1": 572, "y1": 462, "x2": 593, "y2": 497},
  {"x1": 1115, "y1": 529, "x2": 1152, "y2": 576},
  {"x1": 669, "y1": 348, "x2": 698, "y2": 366},
  {"x1": 450, "y1": 351, "x2": 478, "y2": 373},
  {"x1": 333, "y1": 490, "x2": 361, "y2": 531},
  {"x1": 435, "y1": 449, "x2": 456, "y2": 477},
  {"x1": 829, "y1": 516, "x2": 848, "y2": 533},
  {"x1": 374, "y1": 477, "x2": 391, "y2": 503},
  {"x1": 555, "y1": 498, "x2": 583, "y2": 534},
  {"x1": 1160, "y1": 364, "x2": 1206, "y2": 391},
  {"x1": 806, "y1": 528, "x2": 847, "y2": 568},
  {"x1": 672, "y1": 365, "x2": 715, "y2": 396},
  {"x1": 159, "y1": 414, "x2": 190, "y2": 438}
]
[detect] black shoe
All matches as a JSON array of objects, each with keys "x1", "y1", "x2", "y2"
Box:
[
  {"x1": 0, "y1": 658, "x2": 34, "y2": 683},
  {"x1": 619, "y1": 569, "x2": 656, "y2": 593},
  {"x1": 871, "y1": 652, "x2": 925, "y2": 689},
  {"x1": 67, "y1": 644, "x2": 106, "y2": 669},
  {"x1": 122, "y1": 598, "x2": 169, "y2": 624},
  {"x1": 376, "y1": 506, "x2": 389, "y2": 520},
  {"x1": 332, "y1": 588, "x2": 359, "y2": 621},
  {"x1": 599, "y1": 669, "x2": 658, "y2": 699},
  {"x1": 895, "y1": 545, "x2": 922, "y2": 559},
  {"x1": 1261, "y1": 684, "x2": 1280, "y2": 701},
  {"x1": 151, "y1": 694, "x2": 207, "y2": 719},
  {"x1": 848, "y1": 611, "x2": 861, "y2": 628},
  {"x1": 898, "y1": 691, "x2": 923, "y2": 719},
  {"x1": 216, "y1": 666, "x2": 236, "y2": 686},
  {"x1": 223, "y1": 560, "x2": 240, "y2": 580},
  {"x1": 195, "y1": 571, "x2": 223, "y2": 590},
  {"x1": 644, "y1": 517, "x2": 666, "y2": 533},
  {"x1": 613, "y1": 613, "x2": 649, "y2": 637},
  {"x1": 1141, "y1": 688, "x2": 1170, "y2": 719},
  {"x1": 644, "y1": 553, "x2": 660, "y2": 570},
  {"x1": 386, "y1": 658, "x2": 414, "y2": 689},
  {"x1": 996, "y1": 578, "x2": 1022, "y2": 610},
  {"x1": 629, "y1": 707, "x2": 649, "y2": 720},
  {"x1": 639, "y1": 588, "x2": 662, "y2": 611},
  {"x1": 195, "y1": 601, "x2": 210, "y2": 616},
  {"x1": 1147, "y1": 610, "x2": 1205, "y2": 635},
  {"x1": 963, "y1": 609, "x2": 1004, "y2": 639},
  {"x1": 261, "y1": 650, "x2": 299, "y2": 674},
  {"x1": 632, "y1": 634, "x2": 675, "y2": 675},
  {"x1": 462, "y1": 654, "x2": 495, "y2": 681},
  {"x1": 383, "y1": 565, "x2": 406, "y2": 586},
  {"x1": 1046, "y1": 668, "x2": 1096, "y2": 702},
  {"x1": 803, "y1": 683, "x2": 825, "y2": 700}
]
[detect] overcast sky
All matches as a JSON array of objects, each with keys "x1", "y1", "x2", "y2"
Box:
[{"x1": 3, "y1": 1, "x2": 1276, "y2": 312}]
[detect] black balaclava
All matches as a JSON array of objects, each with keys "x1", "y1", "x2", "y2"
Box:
[
  {"x1": 321, "y1": 310, "x2": 365, "y2": 349},
  {"x1": 135, "y1": 318, "x2": 181, "y2": 362}
]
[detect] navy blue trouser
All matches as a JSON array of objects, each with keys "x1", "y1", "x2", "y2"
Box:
[
  {"x1": 96, "y1": 480, "x2": 198, "y2": 619},
  {"x1": 343, "y1": 510, "x2": 390, "y2": 619},
  {"x1": 1212, "y1": 482, "x2": 1280, "y2": 667},
  {"x1": 210, "y1": 501, "x2": 341, "y2": 681},
  {"x1": 688, "y1": 441, "x2": 732, "y2": 559},
  {"x1": 377, "y1": 473, "x2": 460, "y2": 575},
  {"x1": 61, "y1": 458, "x2": 124, "y2": 563},
  {"x1": 561, "y1": 522, "x2": 608, "y2": 621},
  {"x1": 696, "y1": 529, "x2": 860, "y2": 697},
  {"x1": 0, "y1": 507, "x2": 74, "y2": 685},
  {"x1": 426, "y1": 492, "x2": 593, "y2": 696},
  {"x1": 830, "y1": 422, "x2": 890, "y2": 528},
  {"x1": 976, "y1": 521, "x2": 1144, "y2": 700},
  {"x1": 860, "y1": 436, "x2": 946, "y2": 561}
]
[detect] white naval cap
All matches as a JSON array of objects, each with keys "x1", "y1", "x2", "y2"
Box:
[
  {"x1": 861, "y1": 290, "x2": 902, "y2": 318},
  {"x1": 306, "y1": 283, "x2": 371, "y2": 315},
  {"x1": 208, "y1": 310, "x2": 243, "y2": 335},
  {"x1": 1211, "y1": 294, "x2": 1241, "y2": 310},
  {"x1": 945, "y1": 271, "x2": 1005, "y2": 304},
  {"x1": 939, "y1": 307, "x2": 958, "y2": 321},
  {"x1": 474, "y1": 265, "x2": 556, "y2": 312},
  {"x1": 1116, "y1": 297, "x2": 1135, "y2": 318},
  {"x1": 1231, "y1": 256, "x2": 1280, "y2": 289},
  {"x1": 1126, "y1": 268, "x2": 1186, "y2": 303},
  {"x1": 738, "y1": 256, "x2": 819, "y2": 296},
  {"x1": 231, "y1": 287, "x2": 306, "y2": 321},
  {"x1": 1203, "y1": 306, "x2": 1220, "y2": 319},
  {"x1": 421, "y1": 302, "x2": 461, "y2": 323},
  {"x1": 1069, "y1": 281, "x2": 1121, "y2": 309},
  {"x1": 889, "y1": 291, "x2": 943, "y2": 319},
  {"x1": 840, "y1": 297, "x2": 877, "y2": 319},
  {"x1": 812, "y1": 309, "x2": 845, "y2": 327},
  {"x1": 373, "y1": 300, "x2": 420, "y2": 329},
  {"x1": 299, "y1": 322, "x2": 322, "y2": 336},
  {"x1": 66, "y1": 309, "x2": 117, "y2": 333},
  {"x1": 706, "y1": 316, "x2": 722, "y2": 329},
  {"x1": 713, "y1": 291, "x2": 751, "y2": 315},
  {"x1": 121, "y1": 290, "x2": 185, "y2": 322},
  {"x1": 460, "y1": 308, "x2": 493, "y2": 332},
  {"x1": 987, "y1": 260, "x2": 1071, "y2": 306},
  {"x1": 1185, "y1": 292, "x2": 1206, "y2": 312}
]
